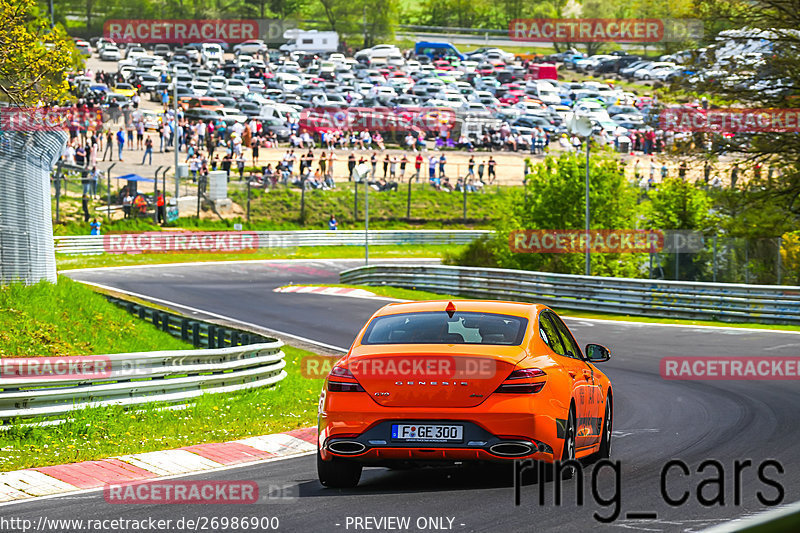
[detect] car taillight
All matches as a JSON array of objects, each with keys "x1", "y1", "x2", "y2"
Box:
[
  {"x1": 495, "y1": 368, "x2": 546, "y2": 394},
  {"x1": 327, "y1": 364, "x2": 364, "y2": 392}
]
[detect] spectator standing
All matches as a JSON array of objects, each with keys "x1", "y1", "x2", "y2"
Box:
[
  {"x1": 438, "y1": 153, "x2": 446, "y2": 178},
  {"x1": 142, "y1": 136, "x2": 153, "y2": 165},
  {"x1": 116, "y1": 127, "x2": 125, "y2": 161},
  {"x1": 487, "y1": 157, "x2": 496, "y2": 183},
  {"x1": 414, "y1": 154, "x2": 423, "y2": 182},
  {"x1": 399, "y1": 155, "x2": 407, "y2": 180},
  {"x1": 730, "y1": 163, "x2": 739, "y2": 189}
]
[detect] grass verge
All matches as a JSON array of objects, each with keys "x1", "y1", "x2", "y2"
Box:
[
  {"x1": 0, "y1": 279, "x2": 192, "y2": 357},
  {"x1": 292, "y1": 283, "x2": 800, "y2": 332},
  {"x1": 56, "y1": 244, "x2": 462, "y2": 271},
  {"x1": 0, "y1": 345, "x2": 326, "y2": 471}
]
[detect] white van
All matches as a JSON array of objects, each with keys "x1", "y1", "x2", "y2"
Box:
[
  {"x1": 258, "y1": 103, "x2": 300, "y2": 123},
  {"x1": 280, "y1": 30, "x2": 339, "y2": 54},
  {"x1": 201, "y1": 43, "x2": 223, "y2": 64}
]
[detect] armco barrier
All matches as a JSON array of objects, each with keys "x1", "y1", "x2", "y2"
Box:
[
  {"x1": 53, "y1": 230, "x2": 489, "y2": 255},
  {"x1": 105, "y1": 295, "x2": 271, "y2": 349},
  {"x1": 0, "y1": 342, "x2": 286, "y2": 421},
  {"x1": 0, "y1": 295, "x2": 287, "y2": 422},
  {"x1": 339, "y1": 264, "x2": 800, "y2": 324}
]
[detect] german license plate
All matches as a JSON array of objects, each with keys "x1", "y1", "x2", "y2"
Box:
[{"x1": 391, "y1": 424, "x2": 463, "y2": 442}]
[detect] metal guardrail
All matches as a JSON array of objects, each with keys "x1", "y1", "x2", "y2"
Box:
[
  {"x1": 106, "y1": 295, "x2": 273, "y2": 349},
  {"x1": 0, "y1": 342, "x2": 286, "y2": 421},
  {"x1": 340, "y1": 264, "x2": 800, "y2": 325},
  {"x1": 53, "y1": 230, "x2": 489, "y2": 255},
  {"x1": 0, "y1": 295, "x2": 287, "y2": 422}
]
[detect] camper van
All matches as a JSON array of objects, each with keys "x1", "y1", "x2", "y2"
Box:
[{"x1": 280, "y1": 30, "x2": 339, "y2": 54}]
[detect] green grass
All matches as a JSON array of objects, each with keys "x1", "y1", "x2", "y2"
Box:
[
  {"x1": 0, "y1": 279, "x2": 192, "y2": 357},
  {"x1": 56, "y1": 244, "x2": 463, "y2": 271},
  {"x1": 54, "y1": 184, "x2": 513, "y2": 236},
  {"x1": 0, "y1": 345, "x2": 326, "y2": 471},
  {"x1": 304, "y1": 283, "x2": 800, "y2": 332}
]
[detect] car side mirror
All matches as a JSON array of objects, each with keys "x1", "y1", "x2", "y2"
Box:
[{"x1": 585, "y1": 343, "x2": 611, "y2": 362}]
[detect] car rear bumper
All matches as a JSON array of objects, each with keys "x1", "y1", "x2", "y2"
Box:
[{"x1": 319, "y1": 395, "x2": 568, "y2": 464}]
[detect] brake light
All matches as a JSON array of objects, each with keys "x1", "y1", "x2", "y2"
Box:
[
  {"x1": 327, "y1": 364, "x2": 364, "y2": 392},
  {"x1": 330, "y1": 365, "x2": 356, "y2": 379},
  {"x1": 328, "y1": 381, "x2": 365, "y2": 392},
  {"x1": 506, "y1": 368, "x2": 545, "y2": 379},
  {"x1": 495, "y1": 368, "x2": 546, "y2": 394}
]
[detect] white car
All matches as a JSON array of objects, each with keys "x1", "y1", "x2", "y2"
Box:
[
  {"x1": 189, "y1": 81, "x2": 209, "y2": 96},
  {"x1": 237, "y1": 54, "x2": 254, "y2": 67},
  {"x1": 354, "y1": 44, "x2": 401, "y2": 62},
  {"x1": 225, "y1": 78, "x2": 249, "y2": 97},
  {"x1": 209, "y1": 76, "x2": 228, "y2": 90},
  {"x1": 634, "y1": 62, "x2": 676, "y2": 80},
  {"x1": 219, "y1": 108, "x2": 247, "y2": 124},
  {"x1": 99, "y1": 45, "x2": 121, "y2": 61},
  {"x1": 234, "y1": 39, "x2": 267, "y2": 56},
  {"x1": 75, "y1": 41, "x2": 92, "y2": 56}
]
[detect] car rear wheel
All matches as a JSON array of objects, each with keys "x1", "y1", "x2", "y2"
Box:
[
  {"x1": 598, "y1": 396, "x2": 613, "y2": 459},
  {"x1": 317, "y1": 447, "x2": 362, "y2": 488},
  {"x1": 560, "y1": 407, "x2": 577, "y2": 479}
]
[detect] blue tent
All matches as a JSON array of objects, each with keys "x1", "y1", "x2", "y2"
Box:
[{"x1": 117, "y1": 173, "x2": 155, "y2": 183}]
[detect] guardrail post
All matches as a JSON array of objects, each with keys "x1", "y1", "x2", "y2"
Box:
[
  {"x1": 208, "y1": 325, "x2": 216, "y2": 348},
  {"x1": 181, "y1": 318, "x2": 189, "y2": 342},
  {"x1": 241, "y1": 333, "x2": 249, "y2": 345},
  {"x1": 231, "y1": 331, "x2": 239, "y2": 346},
  {"x1": 192, "y1": 322, "x2": 200, "y2": 346},
  {"x1": 162, "y1": 313, "x2": 170, "y2": 332},
  {"x1": 138, "y1": 306, "x2": 146, "y2": 320}
]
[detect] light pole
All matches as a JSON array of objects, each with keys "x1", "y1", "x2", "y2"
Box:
[
  {"x1": 568, "y1": 113, "x2": 594, "y2": 277},
  {"x1": 584, "y1": 135, "x2": 590, "y2": 276},
  {"x1": 173, "y1": 66, "x2": 179, "y2": 200}
]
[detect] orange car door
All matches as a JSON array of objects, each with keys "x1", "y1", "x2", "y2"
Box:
[
  {"x1": 537, "y1": 312, "x2": 590, "y2": 447},
  {"x1": 549, "y1": 312, "x2": 603, "y2": 448}
]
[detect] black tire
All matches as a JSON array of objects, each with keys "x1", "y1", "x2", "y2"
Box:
[
  {"x1": 317, "y1": 448, "x2": 362, "y2": 488},
  {"x1": 560, "y1": 406, "x2": 577, "y2": 480},
  {"x1": 598, "y1": 395, "x2": 613, "y2": 459}
]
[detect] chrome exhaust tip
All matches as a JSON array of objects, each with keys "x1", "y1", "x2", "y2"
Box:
[
  {"x1": 488, "y1": 441, "x2": 535, "y2": 457},
  {"x1": 327, "y1": 440, "x2": 367, "y2": 455}
]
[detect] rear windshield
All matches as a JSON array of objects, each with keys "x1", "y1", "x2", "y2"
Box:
[{"x1": 361, "y1": 311, "x2": 528, "y2": 346}]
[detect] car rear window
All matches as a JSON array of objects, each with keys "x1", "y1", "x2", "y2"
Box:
[{"x1": 361, "y1": 311, "x2": 528, "y2": 346}]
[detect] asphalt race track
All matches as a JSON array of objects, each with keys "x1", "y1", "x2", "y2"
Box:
[{"x1": 5, "y1": 259, "x2": 800, "y2": 533}]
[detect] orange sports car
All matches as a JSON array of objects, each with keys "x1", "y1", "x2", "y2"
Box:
[{"x1": 317, "y1": 300, "x2": 614, "y2": 488}]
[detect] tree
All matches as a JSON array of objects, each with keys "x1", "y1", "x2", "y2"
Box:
[
  {"x1": 447, "y1": 152, "x2": 643, "y2": 277},
  {"x1": 0, "y1": 0, "x2": 79, "y2": 105}
]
